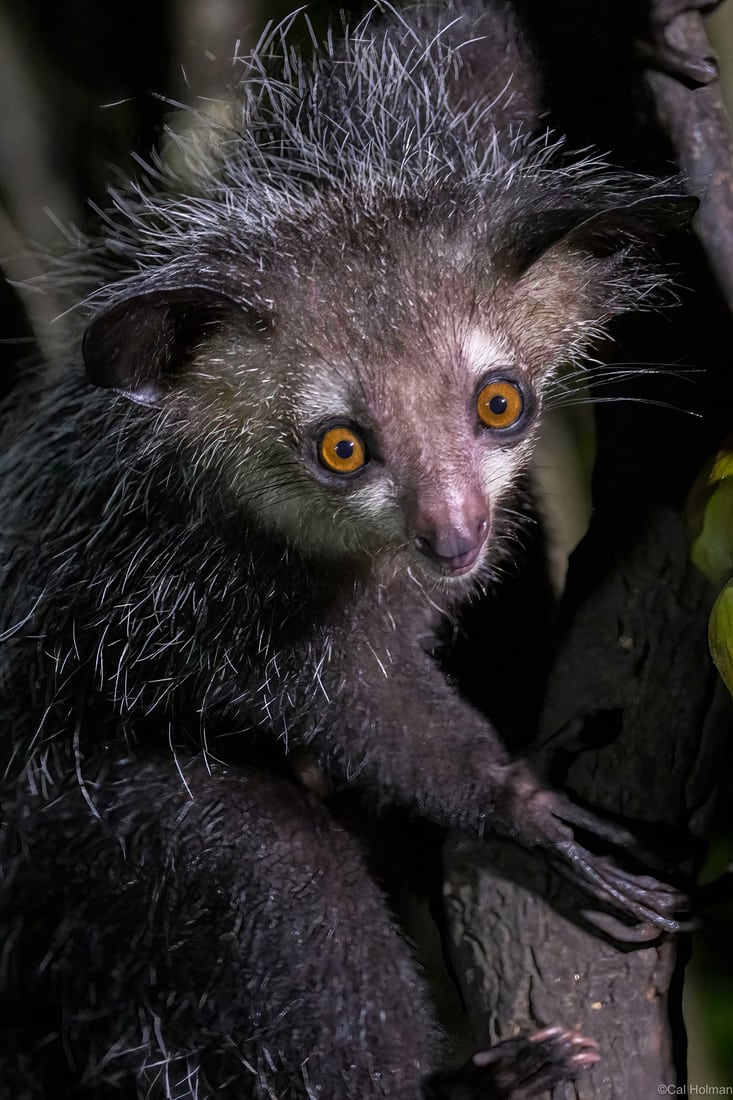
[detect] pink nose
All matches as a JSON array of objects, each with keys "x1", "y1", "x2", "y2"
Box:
[{"x1": 413, "y1": 516, "x2": 489, "y2": 573}]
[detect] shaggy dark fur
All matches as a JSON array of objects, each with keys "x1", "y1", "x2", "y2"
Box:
[{"x1": 0, "y1": 1, "x2": 693, "y2": 1096}]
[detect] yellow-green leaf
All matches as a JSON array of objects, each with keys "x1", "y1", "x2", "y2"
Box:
[
  {"x1": 709, "y1": 579, "x2": 733, "y2": 698},
  {"x1": 691, "y1": 478, "x2": 733, "y2": 587},
  {"x1": 688, "y1": 444, "x2": 733, "y2": 544},
  {"x1": 710, "y1": 448, "x2": 733, "y2": 485}
]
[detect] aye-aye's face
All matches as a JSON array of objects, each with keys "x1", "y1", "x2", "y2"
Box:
[
  {"x1": 183, "y1": 228, "x2": 596, "y2": 586},
  {"x1": 89, "y1": 214, "x2": 617, "y2": 587},
  {"x1": 202, "y1": 301, "x2": 549, "y2": 588}
]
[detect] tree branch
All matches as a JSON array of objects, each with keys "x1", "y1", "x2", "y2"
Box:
[
  {"x1": 444, "y1": 510, "x2": 726, "y2": 1096},
  {"x1": 646, "y1": 3, "x2": 733, "y2": 312}
]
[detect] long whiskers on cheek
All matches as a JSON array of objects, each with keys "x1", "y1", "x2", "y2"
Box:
[
  {"x1": 541, "y1": 361, "x2": 703, "y2": 415},
  {"x1": 474, "y1": 501, "x2": 536, "y2": 582}
]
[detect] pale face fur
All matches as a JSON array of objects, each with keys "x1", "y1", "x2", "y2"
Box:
[{"x1": 175, "y1": 223, "x2": 589, "y2": 591}]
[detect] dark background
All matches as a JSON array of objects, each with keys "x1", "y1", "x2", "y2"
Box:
[{"x1": 1, "y1": 0, "x2": 732, "y2": 1085}]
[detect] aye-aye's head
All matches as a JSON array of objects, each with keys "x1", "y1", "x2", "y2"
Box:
[
  {"x1": 83, "y1": 187, "x2": 693, "y2": 589},
  {"x1": 79, "y1": 4, "x2": 695, "y2": 591}
]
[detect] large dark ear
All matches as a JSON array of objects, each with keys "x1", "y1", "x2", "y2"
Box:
[
  {"x1": 510, "y1": 193, "x2": 699, "y2": 276},
  {"x1": 83, "y1": 285, "x2": 256, "y2": 406},
  {"x1": 498, "y1": 193, "x2": 698, "y2": 350},
  {"x1": 559, "y1": 193, "x2": 698, "y2": 258}
]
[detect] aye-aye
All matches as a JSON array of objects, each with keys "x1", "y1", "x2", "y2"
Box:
[{"x1": 0, "y1": 0, "x2": 693, "y2": 1096}]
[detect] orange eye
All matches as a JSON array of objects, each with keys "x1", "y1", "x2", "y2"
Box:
[
  {"x1": 318, "y1": 426, "x2": 367, "y2": 475},
  {"x1": 477, "y1": 379, "x2": 524, "y2": 430}
]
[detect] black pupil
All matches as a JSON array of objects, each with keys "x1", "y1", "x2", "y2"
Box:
[
  {"x1": 335, "y1": 439, "x2": 355, "y2": 460},
  {"x1": 489, "y1": 394, "x2": 508, "y2": 416}
]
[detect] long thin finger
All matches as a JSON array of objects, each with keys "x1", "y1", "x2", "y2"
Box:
[
  {"x1": 556, "y1": 843, "x2": 687, "y2": 931},
  {"x1": 596, "y1": 858, "x2": 687, "y2": 908}
]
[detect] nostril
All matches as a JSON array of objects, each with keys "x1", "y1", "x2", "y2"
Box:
[
  {"x1": 414, "y1": 528, "x2": 484, "y2": 564},
  {"x1": 411, "y1": 508, "x2": 490, "y2": 571}
]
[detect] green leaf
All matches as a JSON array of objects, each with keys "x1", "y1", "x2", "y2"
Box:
[
  {"x1": 691, "y1": 470, "x2": 733, "y2": 587},
  {"x1": 709, "y1": 579, "x2": 733, "y2": 698},
  {"x1": 710, "y1": 450, "x2": 733, "y2": 484}
]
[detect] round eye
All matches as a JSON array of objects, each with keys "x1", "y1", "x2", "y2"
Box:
[
  {"x1": 477, "y1": 379, "x2": 524, "y2": 430},
  {"x1": 318, "y1": 426, "x2": 367, "y2": 475}
]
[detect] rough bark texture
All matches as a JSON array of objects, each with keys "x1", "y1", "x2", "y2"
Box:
[
  {"x1": 442, "y1": 3, "x2": 733, "y2": 1095},
  {"x1": 445, "y1": 510, "x2": 726, "y2": 1096},
  {"x1": 647, "y1": 5, "x2": 733, "y2": 313}
]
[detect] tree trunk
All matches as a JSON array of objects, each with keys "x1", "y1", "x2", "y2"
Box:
[
  {"x1": 445, "y1": 509, "x2": 727, "y2": 1095},
  {"x1": 443, "y1": 3, "x2": 733, "y2": 1093}
]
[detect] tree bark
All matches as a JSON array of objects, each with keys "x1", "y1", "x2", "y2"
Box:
[
  {"x1": 444, "y1": 509, "x2": 727, "y2": 1095},
  {"x1": 443, "y1": 4, "x2": 733, "y2": 1093},
  {"x1": 646, "y1": 4, "x2": 733, "y2": 314}
]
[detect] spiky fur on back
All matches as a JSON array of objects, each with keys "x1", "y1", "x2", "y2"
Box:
[{"x1": 0, "y1": 2, "x2": 692, "y2": 1097}]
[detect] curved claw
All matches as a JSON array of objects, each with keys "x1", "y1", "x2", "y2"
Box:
[
  {"x1": 555, "y1": 839, "x2": 691, "y2": 935},
  {"x1": 425, "y1": 1028, "x2": 599, "y2": 1100},
  {"x1": 598, "y1": 859, "x2": 684, "y2": 906},
  {"x1": 491, "y1": 765, "x2": 692, "y2": 935}
]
